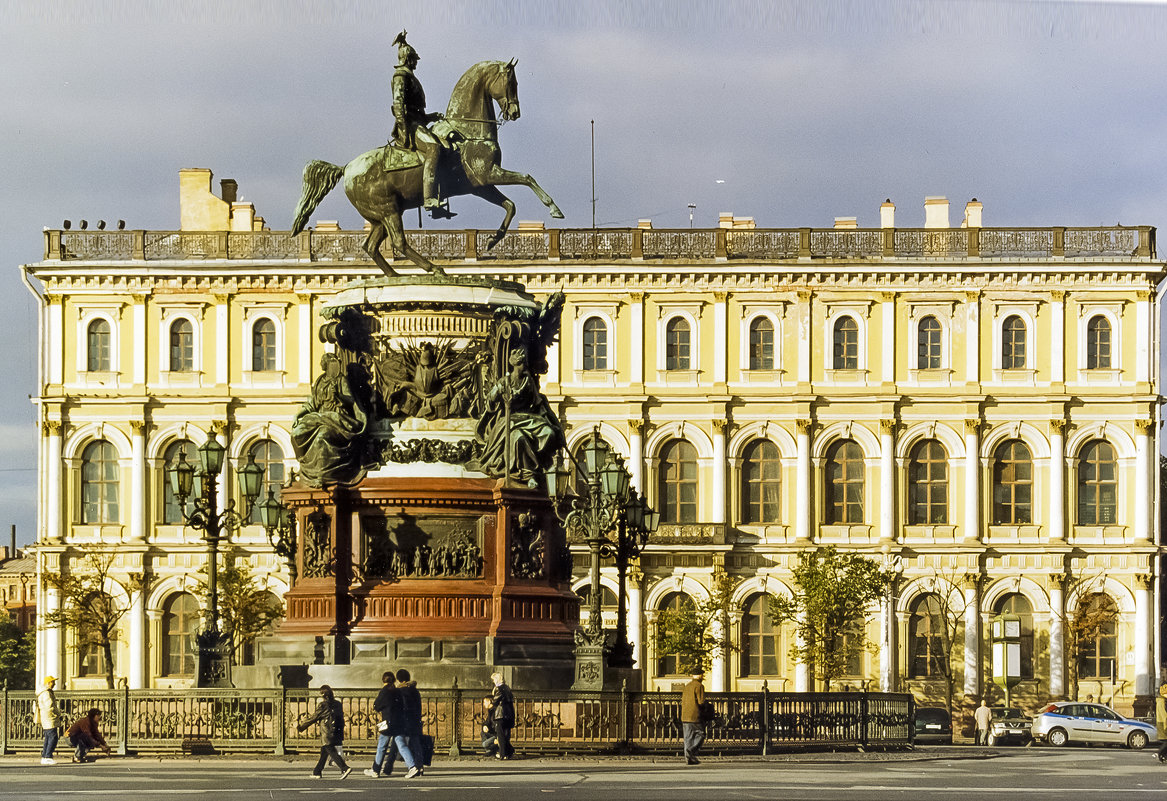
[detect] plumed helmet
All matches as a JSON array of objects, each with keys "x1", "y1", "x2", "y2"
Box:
[{"x1": 393, "y1": 30, "x2": 418, "y2": 66}]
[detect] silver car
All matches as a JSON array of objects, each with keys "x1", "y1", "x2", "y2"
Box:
[{"x1": 1031, "y1": 701, "x2": 1156, "y2": 749}]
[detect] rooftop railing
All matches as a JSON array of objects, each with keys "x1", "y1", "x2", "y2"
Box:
[{"x1": 43, "y1": 225, "x2": 1155, "y2": 263}]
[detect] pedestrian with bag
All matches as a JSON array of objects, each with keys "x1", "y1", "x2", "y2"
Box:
[
  {"x1": 37, "y1": 675, "x2": 60, "y2": 764},
  {"x1": 298, "y1": 685, "x2": 352, "y2": 780},
  {"x1": 679, "y1": 668, "x2": 708, "y2": 765},
  {"x1": 365, "y1": 671, "x2": 404, "y2": 777},
  {"x1": 488, "y1": 672, "x2": 516, "y2": 759},
  {"x1": 66, "y1": 708, "x2": 111, "y2": 763}
]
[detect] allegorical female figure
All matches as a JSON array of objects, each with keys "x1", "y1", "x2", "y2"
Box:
[
  {"x1": 476, "y1": 347, "x2": 563, "y2": 487},
  {"x1": 292, "y1": 353, "x2": 371, "y2": 486}
]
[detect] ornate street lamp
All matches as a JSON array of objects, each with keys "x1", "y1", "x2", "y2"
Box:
[
  {"x1": 167, "y1": 433, "x2": 263, "y2": 688},
  {"x1": 257, "y1": 488, "x2": 297, "y2": 583},
  {"x1": 554, "y1": 425, "x2": 659, "y2": 688}
]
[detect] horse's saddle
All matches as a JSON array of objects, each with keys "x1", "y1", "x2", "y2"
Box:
[{"x1": 378, "y1": 145, "x2": 423, "y2": 173}]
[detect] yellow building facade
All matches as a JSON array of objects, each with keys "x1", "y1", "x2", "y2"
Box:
[{"x1": 23, "y1": 172, "x2": 1165, "y2": 715}]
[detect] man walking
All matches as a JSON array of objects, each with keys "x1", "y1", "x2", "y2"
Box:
[
  {"x1": 488, "y1": 672, "x2": 515, "y2": 760},
  {"x1": 37, "y1": 675, "x2": 60, "y2": 765},
  {"x1": 394, "y1": 668, "x2": 425, "y2": 777},
  {"x1": 974, "y1": 699, "x2": 993, "y2": 745},
  {"x1": 297, "y1": 686, "x2": 352, "y2": 780},
  {"x1": 680, "y1": 669, "x2": 707, "y2": 765}
]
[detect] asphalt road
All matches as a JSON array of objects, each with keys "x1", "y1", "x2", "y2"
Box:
[{"x1": 1, "y1": 746, "x2": 1165, "y2": 800}]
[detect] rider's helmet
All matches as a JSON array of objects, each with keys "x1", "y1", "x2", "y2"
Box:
[{"x1": 393, "y1": 31, "x2": 419, "y2": 67}]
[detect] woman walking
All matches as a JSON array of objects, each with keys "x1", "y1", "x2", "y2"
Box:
[{"x1": 297, "y1": 685, "x2": 352, "y2": 780}]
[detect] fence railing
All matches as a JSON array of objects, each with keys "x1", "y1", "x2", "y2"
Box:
[
  {"x1": 43, "y1": 225, "x2": 1155, "y2": 263},
  {"x1": 0, "y1": 685, "x2": 912, "y2": 755}
]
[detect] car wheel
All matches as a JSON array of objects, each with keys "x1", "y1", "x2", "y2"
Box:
[
  {"x1": 987, "y1": 734, "x2": 997, "y2": 747},
  {"x1": 1127, "y1": 730, "x2": 1148, "y2": 750},
  {"x1": 1047, "y1": 728, "x2": 1068, "y2": 747}
]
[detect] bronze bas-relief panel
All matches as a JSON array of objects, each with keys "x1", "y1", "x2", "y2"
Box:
[{"x1": 360, "y1": 512, "x2": 486, "y2": 580}]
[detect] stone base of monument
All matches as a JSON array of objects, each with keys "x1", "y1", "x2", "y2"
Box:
[{"x1": 251, "y1": 476, "x2": 578, "y2": 690}]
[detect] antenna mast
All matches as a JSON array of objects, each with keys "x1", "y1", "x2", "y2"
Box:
[{"x1": 591, "y1": 119, "x2": 596, "y2": 229}]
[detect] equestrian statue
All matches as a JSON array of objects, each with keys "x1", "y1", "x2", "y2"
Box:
[{"x1": 292, "y1": 32, "x2": 564, "y2": 276}]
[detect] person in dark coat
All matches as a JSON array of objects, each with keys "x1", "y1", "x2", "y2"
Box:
[
  {"x1": 488, "y1": 672, "x2": 516, "y2": 759},
  {"x1": 365, "y1": 671, "x2": 408, "y2": 777},
  {"x1": 480, "y1": 696, "x2": 498, "y2": 757},
  {"x1": 66, "y1": 708, "x2": 111, "y2": 763},
  {"x1": 388, "y1": 668, "x2": 424, "y2": 777},
  {"x1": 297, "y1": 685, "x2": 352, "y2": 779}
]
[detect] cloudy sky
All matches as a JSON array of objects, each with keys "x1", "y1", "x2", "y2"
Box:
[{"x1": 1, "y1": 0, "x2": 1165, "y2": 546}]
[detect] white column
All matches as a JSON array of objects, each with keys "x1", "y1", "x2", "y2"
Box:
[
  {"x1": 128, "y1": 586, "x2": 146, "y2": 688},
  {"x1": 298, "y1": 297, "x2": 312, "y2": 385},
  {"x1": 1049, "y1": 422, "x2": 1065, "y2": 541},
  {"x1": 712, "y1": 422, "x2": 727, "y2": 525},
  {"x1": 629, "y1": 422, "x2": 644, "y2": 495},
  {"x1": 1135, "y1": 422, "x2": 1152, "y2": 542},
  {"x1": 1135, "y1": 577, "x2": 1153, "y2": 698},
  {"x1": 545, "y1": 341, "x2": 561, "y2": 386},
  {"x1": 48, "y1": 299, "x2": 64, "y2": 385},
  {"x1": 713, "y1": 293, "x2": 727, "y2": 385},
  {"x1": 215, "y1": 295, "x2": 229, "y2": 386},
  {"x1": 44, "y1": 585, "x2": 62, "y2": 682},
  {"x1": 132, "y1": 295, "x2": 146, "y2": 386},
  {"x1": 881, "y1": 296, "x2": 895, "y2": 384},
  {"x1": 1050, "y1": 293, "x2": 1064, "y2": 384},
  {"x1": 1136, "y1": 292, "x2": 1150, "y2": 383},
  {"x1": 964, "y1": 422, "x2": 980, "y2": 541},
  {"x1": 796, "y1": 420, "x2": 811, "y2": 542},
  {"x1": 628, "y1": 571, "x2": 644, "y2": 671},
  {"x1": 794, "y1": 613, "x2": 810, "y2": 692},
  {"x1": 1048, "y1": 578, "x2": 1066, "y2": 698},
  {"x1": 46, "y1": 422, "x2": 63, "y2": 541},
  {"x1": 797, "y1": 293, "x2": 811, "y2": 385},
  {"x1": 963, "y1": 582, "x2": 981, "y2": 698},
  {"x1": 130, "y1": 422, "x2": 146, "y2": 541},
  {"x1": 880, "y1": 421, "x2": 895, "y2": 541},
  {"x1": 966, "y1": 297, "x2": 979, "y2": 384},
  {"x1": 879, "y1": 585, "x2": 898, "y2": 692},
  {"x1": 630, "y1": 293, "x2": 644, "y2": 385},
  {"x1": 710, "y1": 617, "x2": 727, "y2": 691}
]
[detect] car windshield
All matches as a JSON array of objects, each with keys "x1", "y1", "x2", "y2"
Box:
[
  {"x1": 991, "y1": 708, "x2": 1024, "y2": 719},
  {"x1": 916, "y1": 709, "x2": 950, "y2": 724}
]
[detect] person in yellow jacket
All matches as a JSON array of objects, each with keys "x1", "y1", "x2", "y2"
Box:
[
  {"x1": 36, "y1": 676, "x2": 60, "y2": 765},
  {"x1": 679, "y1": 669, "x2": 707, "y2": 765}
]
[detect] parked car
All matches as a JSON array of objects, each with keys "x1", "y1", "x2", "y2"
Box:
[
  {"x1": 1031, "y1": 701, "x2": 1156, "y2": 749},
  {"x1": 913, "y1": 706, "x2": 953, "y2": 745},
  {"x1": 987, "y1": 706, "x2": 1031, "y2": 746}
]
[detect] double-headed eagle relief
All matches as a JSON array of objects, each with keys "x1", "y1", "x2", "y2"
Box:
[{"x1": 291, "y1": 31, "x2": 563, "y2": 276}]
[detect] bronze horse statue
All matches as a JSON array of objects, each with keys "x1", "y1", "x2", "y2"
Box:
[{"x1": 292, "y1": 59, "x2": 563, "y2": 276}]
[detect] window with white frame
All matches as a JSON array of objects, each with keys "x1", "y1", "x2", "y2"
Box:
[
  {"x1": 1085, "y1": 315, "x2": 1112, "y2": 370},
  {"x1": 582, "y1": 316, "x2": 608, "y2": 371},
  {"x1": 86, "y1": 318, "x2": 112, "y2": 372},
  {"x1": 832, "y1": 316, "x2": 859, "y2": 370},
  {"x1": 665, "y1": 317, "x2": 691, "y2": 371},
  {"x1": 917, "y1": 316, "x2": 943, "y2": 369},
  {"x1": 169, "y1": 318, "x2": 195, "y2": 372},
  {"x1": 251, "y1": 318, "x2": 277, "y2": 372},
  {"x1": 1001, "y1": 315, "x2": 1027, "y2": 369},
  {"x1": 748, "y1": 317, "x2": 775, "y2": 370}
]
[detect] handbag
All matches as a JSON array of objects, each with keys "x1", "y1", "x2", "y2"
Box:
[
  {"x1": 377, "y1": 720, "x2": 388, "y2": 733},
  {"x1": 420, "y1": 733, "x2": 434, "y2": 766}
]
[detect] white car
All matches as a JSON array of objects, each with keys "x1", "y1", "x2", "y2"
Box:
[{"x1": 1031, "y1": 701, "x2": 1156, "y2": 749}]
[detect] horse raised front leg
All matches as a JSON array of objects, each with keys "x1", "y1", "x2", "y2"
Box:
[
  {"x1": 470, "y1": 185, "x2": 516, "y2": 250},
  {"x1": 484, "y1": 165, "x2": 564, "y2": 219},
  {"x1": 384, "y1": 211, "x2": 445, "y2": 276}
]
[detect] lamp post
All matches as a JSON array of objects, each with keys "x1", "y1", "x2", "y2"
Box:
[
  {"x1": 167, "y1": 432, "x2": 263, "y2": 688},
  {"x1": 552, "y1": 426, "x2": 659, "y2": 688},
  {"x1": 257, "y1": 488, "x2": 297, "y2": 583}
]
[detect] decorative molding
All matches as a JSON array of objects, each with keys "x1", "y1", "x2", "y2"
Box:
[
  {"x1": 796, "y1": 419, "x2": 813, "y2": 435},
  {"x1": 628, "y1": 419, "x2": 644, "y2": 433},
  {"x1": 964, "y1": 419, "x2": 980, "y2": 435},
  {"x1": 1050, "y1": 289, "x2": 1065, "y2": 303},
  {"x1": 713, "y1": 291, "x2": 728, "y2": 303},
  {"x1": 43, "y1": 420, "x2": 63, "y2": 436},
  {"x1": 1134, "y1": 419, "x2": 1155, "y2": 435},
  {"x1": 879, "y1": 419, "x2": 896, "y2": 436},
  {"x1": 129, "y1": 420, "x2": 148, "y2": 436},
  {"x1": 712, "y1": 419, "x2": 729, "y2": 434},
  {"x1": 1048, "y1": 419, "x2": 1066, "y2": 435},
  {"x1": 1135, "y1": 573, "x2": 1155, "y2": 591}
]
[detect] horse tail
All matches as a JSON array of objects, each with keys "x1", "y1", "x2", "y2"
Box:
[{"x1": 291, "y1": 160, "x2": 344, "y2": 234}]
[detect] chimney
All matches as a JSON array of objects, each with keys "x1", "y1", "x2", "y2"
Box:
[
  {"x1": 8, "y1": 524, "x2": 13, "y2": 558},
  {"x1": 834, "y1": 217, "x2": 858, "y2": 229},
  {"x1": 924, "y1": 196, "x2": 950, "y2": 229},
  {"x1": 880, "y1": 199, "x2": 895, "y2": 228},
  {"x1": 0, "y1": 545, "x2": 8, "y2": 562},
  {"x1": 220, "y1": 179, "x2": 238, "y2": 204},
  {"x1": 962, "y1": 198, "x2": 983, "y2": 228}
]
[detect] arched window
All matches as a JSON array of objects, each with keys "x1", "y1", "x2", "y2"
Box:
[
  {"x1": 992, "y1": 440, "x2": 1032, "y2": 524},
  {"x1": 658, "y1": 439, "x2": 697, "y2": 524},
  {"x1": 169, "y1": 318, "x2": 194, "y2": 372},
  {"x1": 748, "y1": 317, "x2": 774, "y2": 371},
  {"x1": 246, "y1": 439, "x2": 285, "y2": 523},
  {"x1": 917, "y1": 315, "x2": 942, "y2": 369},
  {"x1": 832, "y1": 316, "x2": 859, "y2": 370},
  {"x1": 1002, "y1": 315, "x2": 1027, "y2": 369},
  {"x1": 908, "y1": 439, "x2": 948, "y2": 524},
  {"x1": 908, "y1": 594, "x2": 945, "y2": 678},
  {"x1": 993, "y1": 593, "x2": 1034, "y2": 678},
  {"x1": 665, "y1": 317, "x2": 691, "y2": 371},
  {"x1": 1078, "y1": 440, "x2": 1117, "y2": 525},
  {"x1": 252, "y1": 318, "x2": 277, "y2": 372},
  {"x1": 161, "y1": 592, "x2": 199, "y2": 676},
  {"x1": 87, "y1": 318, "x2": 111, "y2": 372},
  {"x1": 825, "y1": 439, "x2": 864, "y2": 524},
  {"x1": 582, "y1": 316, "x2": 608, "y2": 371},
  {"x1": 742, "y1": 593, "x2": 780, "y2": 677},
  {"x1": 741, "y1": 440, "x2": 780, "y2": 524},
  {"x1": 1086, "y1": 315, "x2": 1112, "y2": 370},
  {"x1": 81, "y1": 440, "x2": 120, "y2": 524},
  {"x1": 78, "y1": 592, "x2": 117, "y2": 677},
  {"x1": 655, "y1": 591, "x2": 694, "y2": 676},
  {"x1": 161, "y1": 439, "x2": 200, "y2": 524},
  {"x1": 1076, "y1": 593, "x2": 1117, "y2": 680}
]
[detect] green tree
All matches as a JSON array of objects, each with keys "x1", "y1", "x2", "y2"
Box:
[
  {"x1": 653, "y1": 572, "x2": 738, "y2": 675},
  {"x1": 912, "y1": 571, "x2": 973, "y2": 716},
  {"x1": 768, "y1": 546, "x2": 889, "y2": 691},
  {"x1": 1065, "y1": 580, "x2": 1118, "y2": 700},
  {"x1": 0, "y1": 611, "x2": 34, "y2": 689},
  {"x1": 196, "y1": 547, "x2": 284, "y2": 664},
  {"x1": 41, "y1": 551, "x2": 146, "y2": 689}
]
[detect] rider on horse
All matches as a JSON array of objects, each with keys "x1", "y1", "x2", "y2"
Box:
[{"x1": 391, "y1": 31, "x2": 453, "y2": 219}]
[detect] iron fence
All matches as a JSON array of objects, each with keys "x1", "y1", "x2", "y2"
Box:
[{"x1": 1, "y1": 684, "x2": 911, "y2": 756}]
